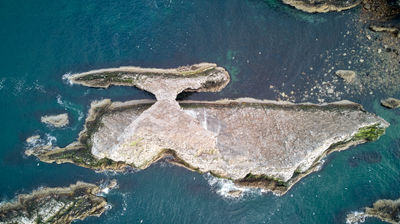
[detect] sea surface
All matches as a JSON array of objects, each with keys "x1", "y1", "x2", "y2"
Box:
[{"x1": 0, "y1": 0, "x2": 399, "y2": 223}]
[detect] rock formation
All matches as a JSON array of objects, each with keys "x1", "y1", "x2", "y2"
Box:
[
  {"x1": 281, "y1": 0, "x2": 361, "y2": 13},
  {"x1": 41, "y1": 113, "x2": 69, "y2": 128},
  {"x1": 346, "y1": 197, "x2": 400, "y2": 224},
  {"x1": 335, "y1": 70, "x2": 357, "y2": 83},
  {"x1": 381, "y1": 97, "x2": 400, "y2": 109},
  {"x1": 0, "y1": 181, "x2": 114, "y2": 224},
  {"x1": 26, "y1": 63, "x2": 389, "y2": 195}
]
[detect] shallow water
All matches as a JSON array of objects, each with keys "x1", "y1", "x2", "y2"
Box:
[{"x1": 0, "y1": 0, "x2": 399, "y2": 223}]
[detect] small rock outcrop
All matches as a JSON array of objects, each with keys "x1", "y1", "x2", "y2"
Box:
[
  {"x1": 346, "y1": 197, "x2": 400, "y2": 224},
  {"x1": 381, "y1": 97, "x2": 400, "y2": 109},
  {"x1": 335, "y1": 70, "x2": 357, "y2": 83},
  {"x1": 25, "y1": 63, "x2": 389, "y2": 195},
  {"x1": 362, "y1": 0, "x2": 400, "y2": 20},
  {"x1": 369, "y1": 25, "x2": 400, "y2": 38},
  {"x1": 41, "y1": 113, "x2": 69, "y2": 128},
  {"x1": 281, "y1": 0, "x2": 361, "y2": 13},
  {"x1": 26, "y1": 135, "x2": 40, "y2": 144},
  {"x1": 0, "y1": 181, "x2": 113, "y2": 224}
]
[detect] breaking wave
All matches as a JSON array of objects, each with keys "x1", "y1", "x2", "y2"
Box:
[
  {"x1": 346, "y1": 211, "x2": 366, "y2": 224},
  {"x1": 204, "y1": 173, "x2": 264, "y2": 199},
  {"x1": 26, "y1": 134, "x2": 57, "y2": 148},
  {"x1": 62, "y1": 72, "x2": 73, "y2": 86}
]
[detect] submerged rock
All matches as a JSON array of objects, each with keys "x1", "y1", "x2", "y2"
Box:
[
  {"x1": 362, "y1": 0, "x2": 400, "y2": 20},
  {"x1": 370, "y1": 25, "x2": 400, "y2": 38},
  {"x1": 26, "y1": 63, "x2": 389, "y2": 195},
  {"x1": 281, "y1": 0, "x2": 361, "y2": 13},
  {"x1": 346, "y1": 198, "x2": 400, "y2": 224},
  {"x1": 347, "y1": 151, "x2": 382, "y2": 167},
  {"x1": 335, "y1": 70, "x2": 357, "y2": 83},
  {"x1": 381, "y1": 97, "x2": 400, "y2": 109},
  {"x1": 0, "y1": 181, "x2": 113, "y2": 224},
  {"x1": 41, "y1": 113, "x2": 69, "y2": 128}
]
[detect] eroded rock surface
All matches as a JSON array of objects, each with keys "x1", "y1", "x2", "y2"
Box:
[
  {"x1": 0, "y1": 181, "x2": 113, "y2": 224},
  {"x1": 370, "y1": 25, "x2": 400, "y2": 37},
  {"x1": 381, "y1": 97, "x2": 400, "y2": 109},
  {"x1": 335, "y1": 70, "x2": 357, "y2": 83},
  {"x1": 281, "y1": 0, "x2": 361, "y2": 13},
  {"x1": 346, "y1": 198, "x2": 400, "y2": 224},
  {"x1": 41, "y1": 113, "x2": 69, "y2": 128},
  {"x1": 26, "y1": 63, "x2": 389, "y2": 195}
]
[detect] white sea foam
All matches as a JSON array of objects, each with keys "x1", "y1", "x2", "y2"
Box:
[
  {"x1": 315, "y1": 159, "x2": 326, "y2": 171},
  {"x1": 119, "y1": 192, "x2": 130, "y2": 215},
  {"x1": 33, "y1": 80, "x2": 46, "y2": 93},
  {"x1": 0, "y1": 78, "x2": 5, "y2": 90},
  {"x1": 26, "y1": 134, "x2": 57, "y2": 149},
  {"x1": 44, "y1": 134, "x2": 57, "y2": 146},
  {"x1": 13, "y1": 79, "x2": 25, "y2": 95},
  {"x1": 62, "y1": 72, "x2": 73, "y2": 86},
  {"x1": 346, "y1": 211, "x2": 366, "y2": 224},
  {"x1": 204, "y1": 173, "x2": 263, "y2": 199},
  {"x1": 7, "y1": 78, "x2": 47, "y2": 96},
  {"x1": 56, "y1": 95, "x2": 84, "y2": 121}
]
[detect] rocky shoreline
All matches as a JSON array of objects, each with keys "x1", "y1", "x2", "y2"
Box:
[
  {"x1": 346, "y1": 197, "x2": 400, "y2": 224},
  {"x1": 26, "y1": 63, "x2": 389, "y2": 195},
  {"x1": 0, "y1": 181, "x2": 116, "y2": 224},
  {"x1": 281, "y1": 0, "x2": 361, "y2": 13}
]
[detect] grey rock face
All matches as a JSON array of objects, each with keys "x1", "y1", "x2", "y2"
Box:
[
  {"x1": 335, "y1": 70, "x2": 357, "y2": 83},
  {"x1": 0, "y1": 182, "x2": 111, "y2": 224},
  {"x1": 41, "y1": 113, "x2": 69, "y2": 127},
  {"x1": 27, "y1": 63, "x2": 389, "y2": 194},
  {"x1": 381, "y1": 97, "x2": 400, "y2": 109},
  {"x1": 281, "y1": 0, "x2": 361, "y2": 13}
]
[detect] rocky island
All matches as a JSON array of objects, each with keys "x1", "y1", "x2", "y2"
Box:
[
  {"x1": 281, "y1": 0, "x2": 361, "y2": 13},
  {"x1": 0, "y1": 181, "x2": 114, "y2": 224},
  {"x1": 41, "y1": 113, "x2": 69, "y2": 128},
  {"x1": 346, "y1": 197, "x2": 400, "y2": 224},
  {"x1": 26, "y1": 63, "x2": 389, "y2": 195}
]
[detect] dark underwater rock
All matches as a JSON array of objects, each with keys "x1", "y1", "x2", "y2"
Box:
[{"x1": 348, "y1": 151, "x2": 382, "y2": 167}]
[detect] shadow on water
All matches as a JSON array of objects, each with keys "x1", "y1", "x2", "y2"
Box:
[{"x1": 347, "y1": 151, "x2": 382, "y2": 167}]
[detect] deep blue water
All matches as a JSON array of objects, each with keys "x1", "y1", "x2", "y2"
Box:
[{"x1": 0, "y1": 0, "x2": 399, "y2": 223}]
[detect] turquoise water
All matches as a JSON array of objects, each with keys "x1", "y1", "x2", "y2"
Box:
[{"x1": 0, "y1": 0, "x2": 399, "y2": 223}]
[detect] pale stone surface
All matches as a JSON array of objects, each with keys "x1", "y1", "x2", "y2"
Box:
[
  {"x1": 27, "y1": 63, "x2": 389, "y2": 194},
  {"x1": 67, "y1": 62, "x2": 230, "y2": 100},
  {"x1": 281, "y1": 0, "x2": 361, "y2": 13},
  {"x1": 41, "y1": 113, "x2": 69, "y2": 127},
  {"x1": 370, "y1": 25, "x2": 400, "y2": 37},
  {"x1": 336, "y1": 70, "x2": 357, "y2": 83},
  {"x1": 381, "y1": 97, "x2": 400, "y2": 109},
  {"x1": 88, "y1": 98, "x2": 388, "y2": 183}
]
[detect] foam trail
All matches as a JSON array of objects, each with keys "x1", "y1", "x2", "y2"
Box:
[{"x1": 57, "y1": 95, "x2": 84, "y2": 121}]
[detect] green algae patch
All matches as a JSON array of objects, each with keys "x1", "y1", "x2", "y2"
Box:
[
  {"x1": 37, "y1": 145, "x2": 128, "y2": 172},
  {"x1": 352, "y1": 124, "x2": 386, "y2": 141}
]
